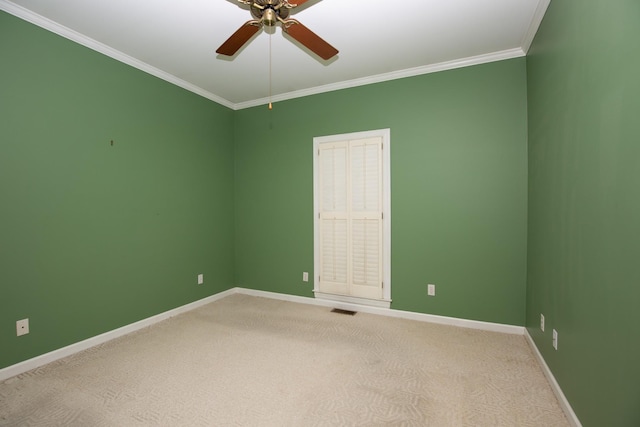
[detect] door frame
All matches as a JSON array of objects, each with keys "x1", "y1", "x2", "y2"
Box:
[{"x1": 312, "y1": 128, "x2": 391, "y2": 308}]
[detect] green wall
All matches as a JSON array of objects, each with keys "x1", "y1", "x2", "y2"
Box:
[
  {"x1": 5, "y1": 3, "x2": 639, "y2": 424},
  {"x1": 234, "y1": 58, "x2": 529, "y2": 326},
  {"x1": 0, "y1": 12, "x2": 235, "y2": 369},
  {"x1": 526, "y1": 0, "x2": 640, "y2": 425},
  {"x1": 2, "y1": 6, "x2": 529, "y2": 384}
]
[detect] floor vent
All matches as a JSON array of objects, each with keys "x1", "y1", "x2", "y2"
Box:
[{"x1": 331, "y1": 308, "x2": 357, "y2": 316}]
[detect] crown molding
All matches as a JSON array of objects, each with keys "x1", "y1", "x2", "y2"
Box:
[
  {"x1": 0, "y1": 0, "x2": 235, "y2": 109},
  {"x1": 521, "y1": 0, "x2": 552, "y2": 53},
  {"x1": 233, "y1": 48, "x2": 526, "y2": 110},
  {"x1": 2, "y1": 0, "x2": 540, "y2": 111}
]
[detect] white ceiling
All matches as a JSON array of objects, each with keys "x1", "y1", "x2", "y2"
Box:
[{"x1": 1, "y1": 0, "x2": 549, "y2": 110}]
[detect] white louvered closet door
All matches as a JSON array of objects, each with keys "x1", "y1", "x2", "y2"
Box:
[
  {"x1": 318, "y1": 142, "x2": 349, "y2": 296},
  {"x1": 349, "y1": 138, "x2": 383, "y2": 299},
  {"x1": 318, "y1": 137, "x2": 383, "y2": 300}
]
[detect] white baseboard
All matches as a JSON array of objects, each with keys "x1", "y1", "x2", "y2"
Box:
[
  {"x1": 313, "y1": 291, "x2": 391, "y2": 309},
  {"x1": 525, "y1": 329, "x2": 582, "y2": 427},
  {"x1": 0, "y1": 286, "x2": 553, "y2": 393},
  {"x1": 0, "y1": 288, "x2": 236, "y2": 382},
  {"x1": 0, "y1": 287, "x2": 582, "y2": 427},
  {"x1": 1, "y1": 287, "x2": 579, "y2": 426},
  {"x1": 234, "y1": 287, "x2": 524, "y2": 335}
]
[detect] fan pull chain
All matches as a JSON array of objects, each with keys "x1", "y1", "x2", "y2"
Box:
[{"x1": 268, "y1": 32, "x2": 273, "y2": 110}]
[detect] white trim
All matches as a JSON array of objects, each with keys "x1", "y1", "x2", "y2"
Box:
[
  {"x1": 1, "y1": 0, "x2": 526, "y2": 112},
  {"x1": 0, "y1": 0, "x2": 235, "y2": 110},
  {"x1": 0, "y1": 287, "x2": 545, "y2": 386},
  {"x1": 525, "y1": 329, "x2": 583, "y2": 427},
  {"x1": 313, "y1": 291, "x2": 391, "y2": 309},
  {"x1": 235, "y1": 287, "x2": 523, "y2": 335},
  {"x1": 313, "y1": 129, "x2": 392, "y2": 303},
  {"x1": 521, "y1": 0, "x2": 552, "y2": 53},
  {"x1": 0, "y1": 288, "x2": 236, "y2": 382},
  {"x1": 234, "y1": 48, "x2": 525, "y2": 110},
  {"x1": 1, "y1": 287, "x2": 578, "y2": 426}
]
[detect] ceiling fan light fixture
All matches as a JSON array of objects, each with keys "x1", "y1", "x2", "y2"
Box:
[
  {"x1": 263, "y1": 9, "x2": 277, "y2": 26},
  {"x1": 216, "y1": 0, "x2": 338, "y2": 60}
]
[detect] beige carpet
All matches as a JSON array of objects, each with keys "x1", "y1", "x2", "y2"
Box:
[{"x1": 0, "y1": 294, "x2": 569, "y2": 426}]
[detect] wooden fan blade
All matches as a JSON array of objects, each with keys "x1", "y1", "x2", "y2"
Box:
[
  {"x1": 216, "y1": 22, "x2": 261, "y2": 56},
  {"x1": 289, "y1": 0, "x2": 312, "y2": 6},
  {"x1": 283, "y1": 20, "x2": 338, "y2": 60}
]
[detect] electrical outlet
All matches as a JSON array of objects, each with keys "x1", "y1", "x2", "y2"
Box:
[
  {"x1": 16, "y1": 319, "x2": 29, "y2": 336},
  {"x1": 302, "y1": 272, "x2": 309, "y2": 282},
  {"x1": 552, "y1": 329, "x2": 558, "y2": 350},
  {"x1": 197, "y1": 274, "x2": 204, "y2": 285},
  {"x1": 427, "y1": 284, "x2": 436, "y2": 296},
  {"x1": 540, "y1": 314, "x2": 545, "y2": 332}
]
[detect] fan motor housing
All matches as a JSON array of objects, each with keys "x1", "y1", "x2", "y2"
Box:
[
  {"x1": 250, "y1": 0, "x2": 290, "y2": 25},
  {"x1": 216, "y1": 0, "x2": 338, "y2": 60}
]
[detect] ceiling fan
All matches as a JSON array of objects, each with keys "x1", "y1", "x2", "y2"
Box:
[{"x1": 216, "y1": 0, "x2": 339, "y2": 60}]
